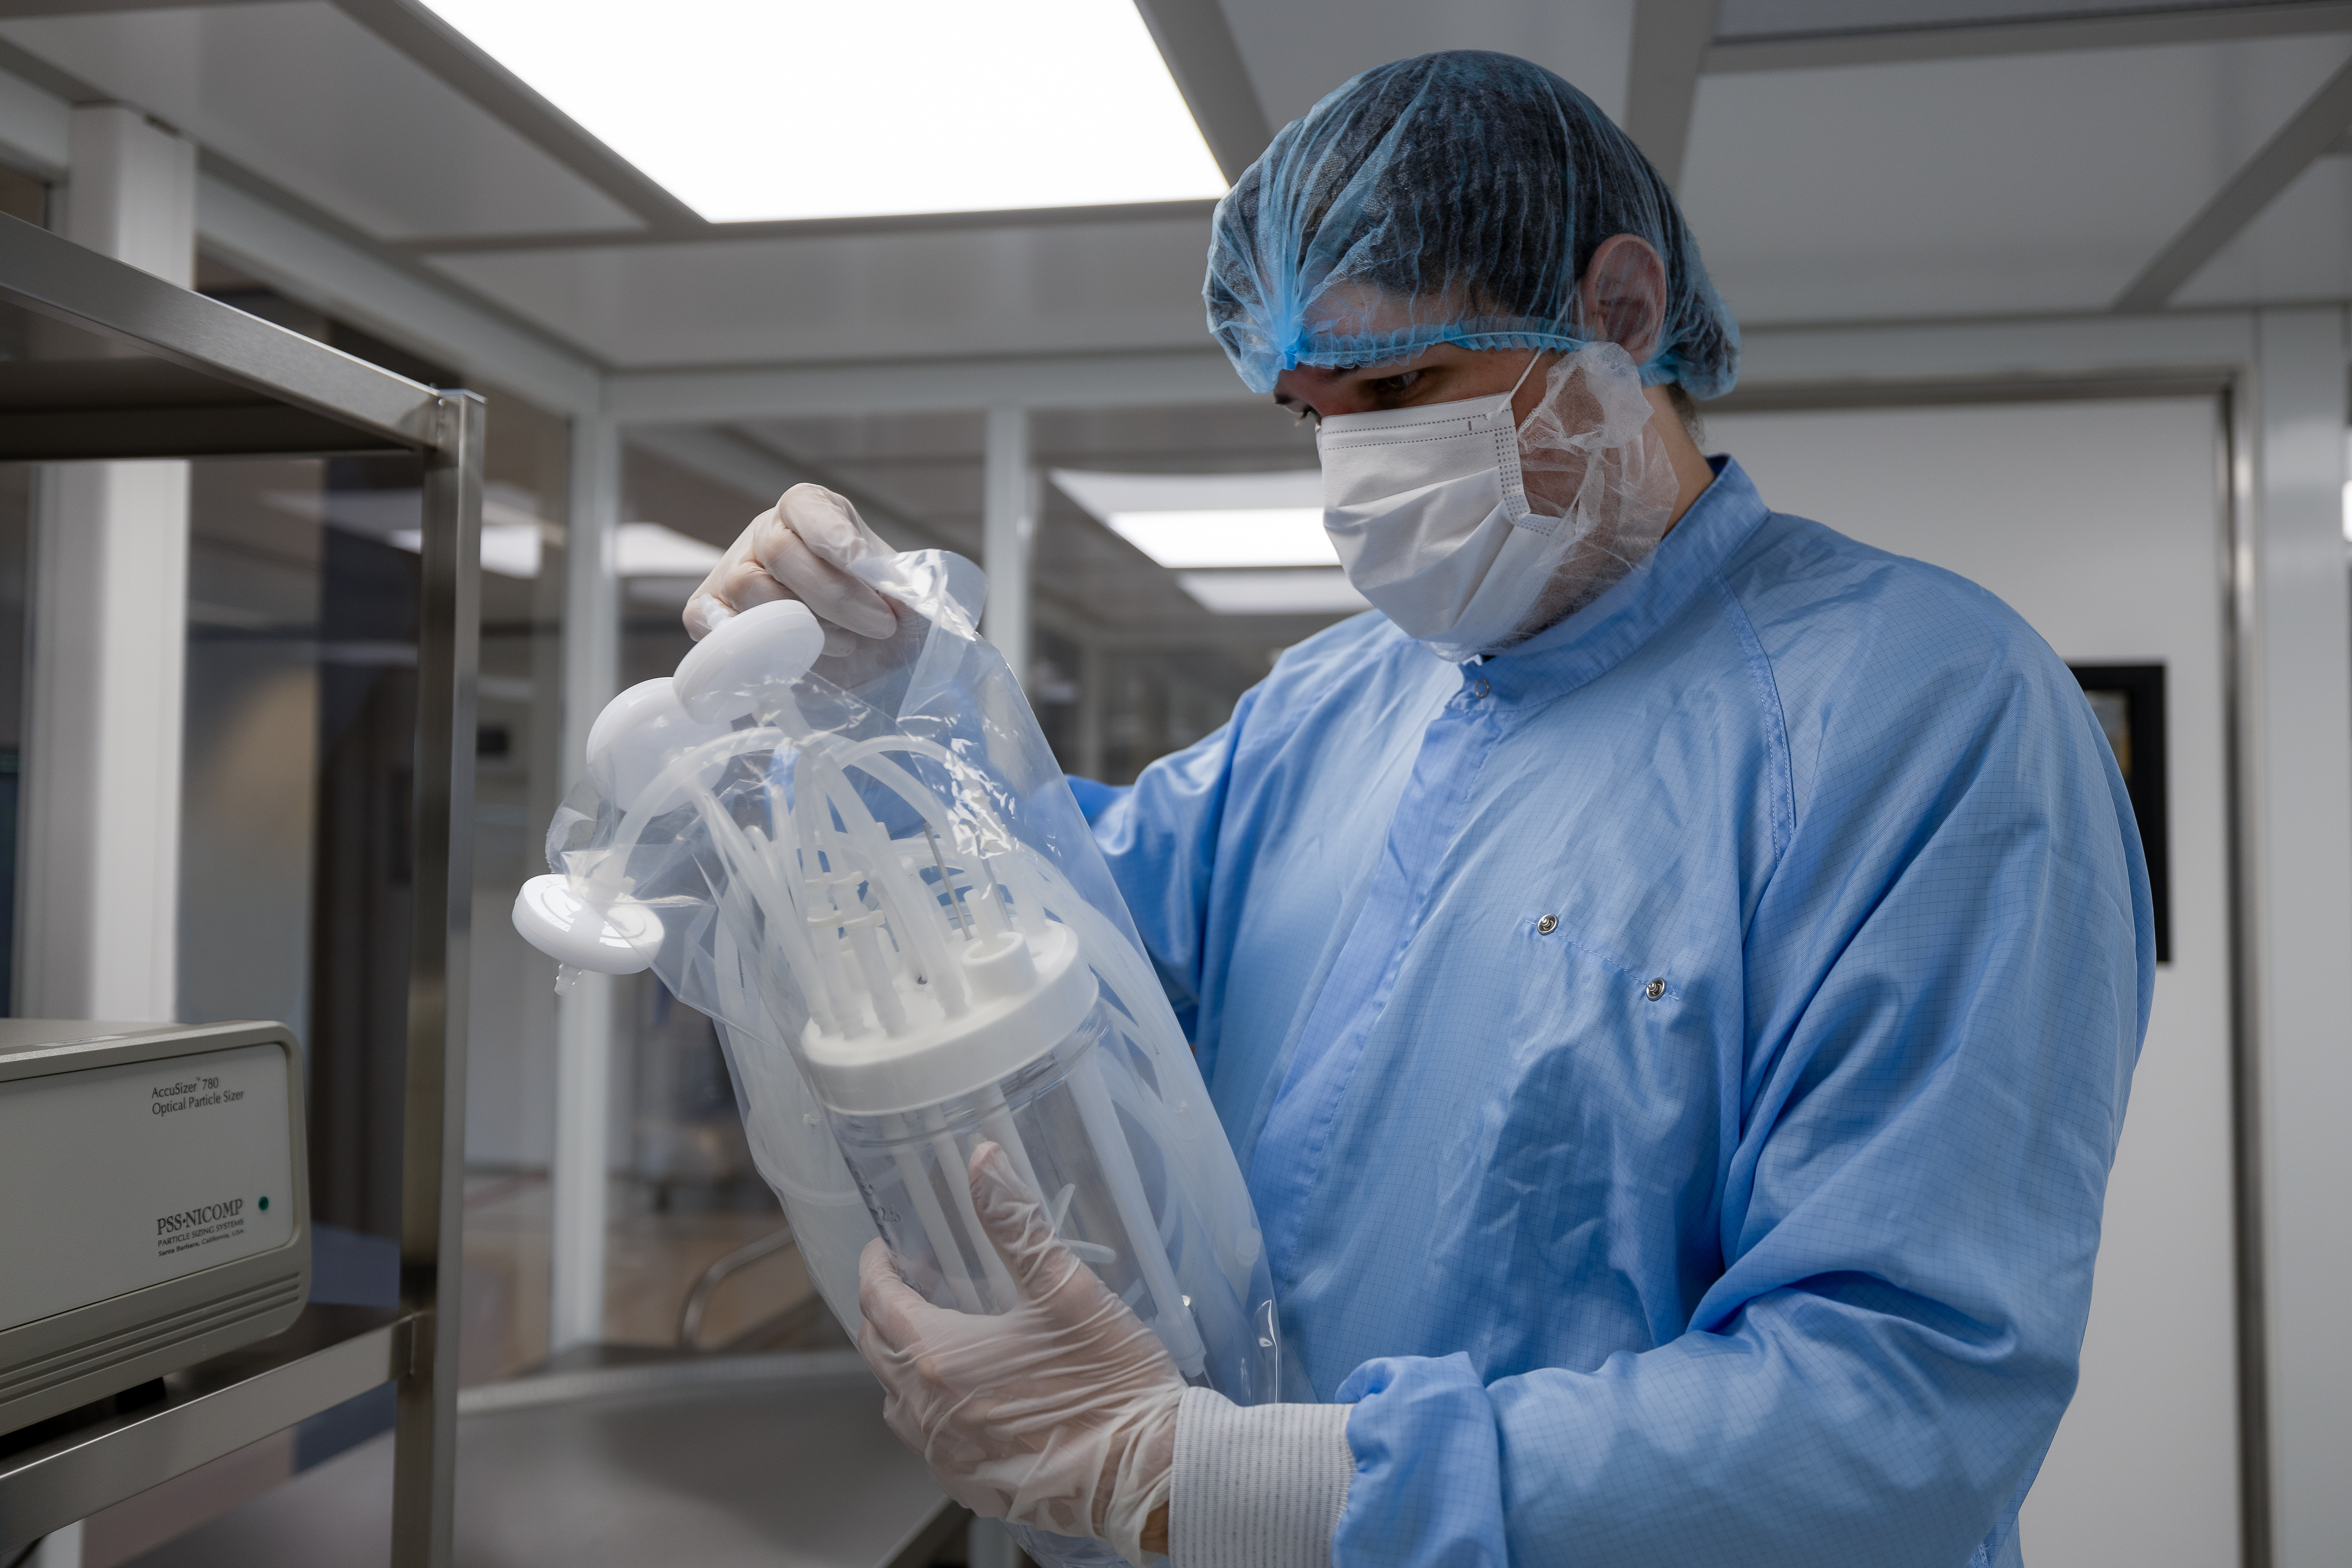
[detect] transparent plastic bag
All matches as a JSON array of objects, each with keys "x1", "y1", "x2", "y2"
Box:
[{"x1": 516, "y1": 552, "x2": 1285, "y2": 1561}]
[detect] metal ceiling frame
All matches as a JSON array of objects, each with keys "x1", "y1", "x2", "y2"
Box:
[
  {"x1": 1611, "y1": 0, "x2": 2352, "y2": 314},
  {"x1": 384, "y1": 198, "x2": 1220, "y2": 257},
  {"x1": 1706, "y1": 0, "x2": 2352, "y2": 72},
  {"x1": 608, "y1": 346, "x2": 1247, "y2": 424},
  {"x1": 1132, "y1": 0, "x2": 1271, "y2": 184},
  {"x1": 0, "y1": 0, "x2": 697, "y2": 230},
  {"x1": 0, "y1": 0, "x2": 275, "y2": 12},
  {"x1": 2115, "y1": 51, "x2": 2352, "y2": 309},
  {"x1": 325, "y1": 0, "x2": 698, "y2": 233},
  {"x1": 1627, "y1": 0, "x2": 1720, "y2": 191}
]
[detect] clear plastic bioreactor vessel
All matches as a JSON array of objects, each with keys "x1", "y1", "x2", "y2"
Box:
[{"x1": 511, "y1": 551, "x2": 1287, "y2": 1567}]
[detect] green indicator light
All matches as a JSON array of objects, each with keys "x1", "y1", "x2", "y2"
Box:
[{"x1": 258, "y1": 1196, "x2": 270, "y2": 1211}]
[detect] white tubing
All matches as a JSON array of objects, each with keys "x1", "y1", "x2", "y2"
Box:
[
  {"x1": 846, "y1": 919, "x2": 907, "y2": 1034},
  {"x1": 893, "y1": 1137, "x2": 983, "y2": 1314},
  {"x1": 1065, "y1": 1049, "x2": 1205, "y2": 1376},
  {"x1": 612, "y1": 748, "x2": 840, "y2": 1043},
  {"x1": 798, "y1": 754, "x2": 966, "y2": 1031},
  {"x1": 927, "y1": 1109, "x2": 1018, "y2": 1309},
  {"x1": 817, "y1": 739, "x2": 969, "y2": 851},
  {"x1": 976, "y1": 1082, "x2": 1045, "y2": 1203},
  {"x1": 818, "y1": 770, "x2": 966, "y2": 1015},
  {"x1": 592, "y1": 727, "x2": 786, "y2": 882}
]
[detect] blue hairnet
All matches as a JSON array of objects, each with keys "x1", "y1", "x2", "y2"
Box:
[{"x1": 1204, "y1": 51, "x2": 1739, "y2": 399}]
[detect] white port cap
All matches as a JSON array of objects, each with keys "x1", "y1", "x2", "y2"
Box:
[
  {"x1": 673, "y1": 599, "x2": 825, "y2": 723},
  {"x1": 512, "y1": 874, "x2": 664, "y2": 973},
  {"x1": 797, "y1": 922, "x2": 1097, "y2": 1116},
  {"x1": 585, "y1": 678, "x2": 735, "y2": 813}
]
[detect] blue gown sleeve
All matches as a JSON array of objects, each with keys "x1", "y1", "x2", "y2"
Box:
[
  {"x1": 1063, "y1": 774, "x2": 1128, "y2": 824},
  {"x1": 1086, "y1": 688, "x2": 1260, "y2": 1022},
  {"x1": 1332, "y1": 636, "x2": 2155, "y2": 1568}
]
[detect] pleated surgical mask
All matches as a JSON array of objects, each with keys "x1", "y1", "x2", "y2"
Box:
[{"x1": 1317, "y1": 342, "x2": 1681, "y2": 659}]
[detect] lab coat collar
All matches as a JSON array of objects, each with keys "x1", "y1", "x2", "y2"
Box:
[{"x1": 1464, "y1": 456, "x2": 1769, "y2": 705}]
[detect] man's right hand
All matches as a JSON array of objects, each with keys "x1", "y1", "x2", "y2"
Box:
[{"x1": 686, "y1": 483, "x2": 903, "y2": 657}]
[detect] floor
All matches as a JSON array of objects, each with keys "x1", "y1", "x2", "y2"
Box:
[
  {"x1": 458, "y1": 1169, "x2": 823, "y2": 1381},
  {"x1": 58, "y1": 1170, "x2": 836, "y2": 1568},
  {"x1": 118, "y1": 1354, "x2": 957, "y2": 1568}
]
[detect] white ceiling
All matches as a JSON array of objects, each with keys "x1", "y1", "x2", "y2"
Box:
[
  {"x1": 1681, "y1": 31, "x2": 2352, "y2": 322},
  {"x1": 1220, "y1": 0, "x2": 1635, "y2": 127},
  {"x1": 0, "y1": 3, "x2": 644, "y2": 239},
  {"x1": 2, "y1": 0, "x2": 2346, "y2": 378}
]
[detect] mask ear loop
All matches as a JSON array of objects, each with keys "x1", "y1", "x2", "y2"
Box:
[
  {"x1": 1493, "y1": 349, "x2": 1553, "y2": 528},
  {"x1": 1502, "y1": 348, "x2": 1547, "y2": 423},
  {"x1": 1510, "y1": 349, "x2": 1545, "y2": 396}
]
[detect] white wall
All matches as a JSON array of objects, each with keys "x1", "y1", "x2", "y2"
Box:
[
  {"x1": 18, "y1": 105, "x2": 198, "y2": 1023},
  {"x1": 1708, "y1": 397, "x2": 2238, "y2": 1568}
]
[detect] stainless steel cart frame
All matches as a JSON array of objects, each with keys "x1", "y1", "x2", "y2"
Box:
[{"x1": 0, "y1": 211, "x2": 481, "y2": 1568}]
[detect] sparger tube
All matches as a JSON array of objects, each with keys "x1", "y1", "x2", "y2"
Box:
[
  {"x1": 926, "y1": 1108, "x2": 1019, "y2": 1307},
  {"x1": 1067, "y1": 1051, "x2": 1207, "y2": 1378},
  {"x1": 976, "y1": 1082, "x2": 1046, "y2": 1204},
  {"x1": 893, "y1": 1137, "x2": 984, "y2": 1314}
]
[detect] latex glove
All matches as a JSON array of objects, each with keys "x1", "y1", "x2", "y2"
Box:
[
  {"x1": 686, "y1": 483, "x2": 903, "y2": 657},
  {"x1": 858, "y1": 1143, "x2": 1185, "y2": 1567}
]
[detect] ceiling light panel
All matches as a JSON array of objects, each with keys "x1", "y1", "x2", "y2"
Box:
[
  {"x1": 615, "y1": 522, "x2": 724, "y2": 577},
  {"x1": 1052, "y1": 470, "x2": 1323, "y2": 515},
  {"x1": 417, "y1": 0, "x2": 1226, "y2": 221},
  {"x1": 1107, "y1": 509, "x2": 1335, "y2": 568},
  {"x1": 1052, "y1": 470, "x2": 1334, "y2": 568},
  {"x1": 1176, "y1": 569, "x2": 1367, "y2": 616}
]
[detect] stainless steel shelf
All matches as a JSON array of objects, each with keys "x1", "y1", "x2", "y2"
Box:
[
  {"x1": 0, "y1": 1307, "x2": 409, "y2": 1556},
  {"x1": 0, "y1": 212, "x2": 481, "y2": 1566},
  {"x1": 0, "y1": 212, "x2": 445, "y2": 457}
]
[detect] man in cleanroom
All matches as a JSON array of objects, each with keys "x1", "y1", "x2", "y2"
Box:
[{"x1": 687, "y1": 50, "x2": 2153, "y2": 1568}]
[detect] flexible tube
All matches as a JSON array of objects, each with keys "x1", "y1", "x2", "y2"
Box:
[
  {"x1": 1065, "y1": 1048, "x2": 1207, "y2": 1377},
  {"x1": 927, "y1": 1107, "x2": 1019, "y2": 1307},
  {"x1": 976, "y1": 1081, "x2": 1046, "y2": 1202},
  {"x1": 808, "y1": 755, "x2": 968, "y2": 1018},
  {"x1": 893, "y1": 1136, "x2": 984, "y2": 1314}
]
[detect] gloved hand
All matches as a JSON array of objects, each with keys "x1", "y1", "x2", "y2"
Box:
[
  {"x1": 686, "y1": 482, "x2": 904, "y2": 657},
  {"x1": 858, "y1": 1143, "x2": 1185, "y2": 1566}
]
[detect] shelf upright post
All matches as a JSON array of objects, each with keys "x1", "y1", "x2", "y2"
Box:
[
  {"x1": 550, "y1": 412, "x2": 620, "y2": 1351},
  {"x1": 982, "y1": 404, "x2": 1033, "y2": 690},
  {"x1": 393, "y1": 389, "x2": 485, "y2": 1568}
]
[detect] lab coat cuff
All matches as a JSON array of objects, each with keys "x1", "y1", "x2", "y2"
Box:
[{"x1": 1168, "y1": 1387, "x2": 1354, "y2": 1568}]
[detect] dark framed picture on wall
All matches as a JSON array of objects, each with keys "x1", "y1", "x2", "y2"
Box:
[{"x1": 2069, "y1": 664, "x2": 2170, "y2": 963}]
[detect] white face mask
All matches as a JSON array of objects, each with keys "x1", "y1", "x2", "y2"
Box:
[{"x1": 1317, "y1": 342, "x2": 1677, "y2": 659}]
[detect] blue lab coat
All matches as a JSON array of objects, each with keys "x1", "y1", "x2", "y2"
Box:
[{"x1": 1083, "y1": 458, "x2": 2154, "y2": 1567}]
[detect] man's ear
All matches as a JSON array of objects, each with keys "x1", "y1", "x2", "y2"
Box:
[{"x1": 1578, "y1": 234, "x2": 1668, "y2": 365}]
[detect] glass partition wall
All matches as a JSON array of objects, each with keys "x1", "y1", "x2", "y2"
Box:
[
  {"x1": 601, "y1": 445, "x2": 827, "y2": 1356},
  {"x1": 163, "y1": 354, "x2": 573, "y2": 1494},
  {"x1": 456, "y1": 389, "x2": 569, "y2": 1383}
]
